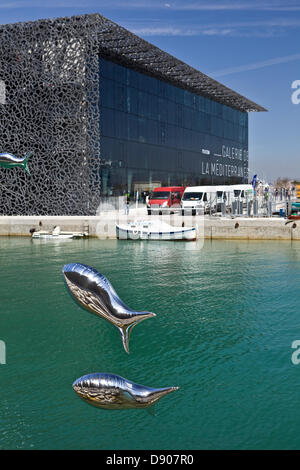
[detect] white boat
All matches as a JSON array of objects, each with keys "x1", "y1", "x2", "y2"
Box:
[
  {"x1": 31, "y1": 226, "x2": 88, "y2": 240},
  {"x1": 116, "y1": 220, "x2": 196, "y2": 241}
]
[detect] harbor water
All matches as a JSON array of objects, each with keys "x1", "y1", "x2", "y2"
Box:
[{"x1": 1, "y1": 236, "x2": 300, "y2": 449}]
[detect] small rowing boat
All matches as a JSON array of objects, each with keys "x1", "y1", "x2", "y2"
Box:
[
  {"x1": 31, "y1": 226, "x2": 88, "y2": 240},
  {"x1": 116, "y1": 220, "x2": 196, "y2": 241}
]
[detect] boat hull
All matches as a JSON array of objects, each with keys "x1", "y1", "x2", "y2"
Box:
[
  {"x1": 116, "y1": 225, "x2": 196, "y2": 241},
  {"x1": 32, "y1": 231, "x2": 87, "y2": 240}
]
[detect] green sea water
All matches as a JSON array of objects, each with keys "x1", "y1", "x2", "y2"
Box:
[{"x1": 1, "y1": 236, "x2": 300, "y2": 450}]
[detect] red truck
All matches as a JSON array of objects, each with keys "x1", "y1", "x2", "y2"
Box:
[{"x1": 147, "y1": 186, "x2": 185, "y2": 215}]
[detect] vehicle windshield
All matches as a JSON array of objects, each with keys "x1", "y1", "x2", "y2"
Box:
[
  {"x1": 217, "y1": 191, "x2": 223, "y2": 198},
  {"x1": 150, "y1": 191, "x2": 170, "y2": 200},
  {"x1": 182, "y1": 192, "x2": 203, "y2": 201},
  {"x1": 234, "y1": 190, "x2": 241, "y2": 197}
]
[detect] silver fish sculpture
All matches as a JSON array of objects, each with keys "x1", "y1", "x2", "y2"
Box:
[
  {"x1": 72, "y1": 373, "x2": 179, "y2": 410},
  {"x1": 62, "y1": 263, "x2": 156, "y2": 353},
  {"x1": 0, "y1": 151, "x2": 32, "y2": 175}
]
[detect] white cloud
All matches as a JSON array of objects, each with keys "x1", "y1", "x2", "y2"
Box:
[
  {"x1": 130, "y1": 26, "x2": 191, "y2": 36},
  {"x1": 210, "y1": 53, "x2": 300, "y2": 77},
  {"x1": 158, "y1": 2, "x2": 300, "y2": 12},
  {"x1": 0, "y1": 1, "x2": 75, "y2": 8},
  {"x1": 201, "y1": 28, "x2": 233, "y2": 36},
  {"x1": 2, "y1": 0, "x2": 300, "y2": 12},
  {"x1": 128, "y1": 18, "x2": 300, "y2": 37}
]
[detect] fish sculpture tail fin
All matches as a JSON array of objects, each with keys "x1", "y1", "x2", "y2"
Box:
[
  {"x1": 22, "y1": 151, "x2": 33, "y2": 176},
  {"x1": 146, "y1": 386, "x2": 179, "y2": 407},
  {"x1": 119, "y1": 311, "x2": 156, "y2": 354}
]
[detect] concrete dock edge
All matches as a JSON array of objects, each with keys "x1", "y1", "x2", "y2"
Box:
[{"x1": 0, "y1": 212, "x2": 300, "y2": 241}]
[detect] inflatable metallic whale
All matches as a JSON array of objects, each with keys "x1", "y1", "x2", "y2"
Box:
[
  {"x1": 62, "y1": 263, "x2": 156, "y2": 353},
  {"x1": 72, "y1": 373, "x2": 179, "y2": 410},
  {"x1": 0, "y1": 151, "x2": 32, "y2": 175}
]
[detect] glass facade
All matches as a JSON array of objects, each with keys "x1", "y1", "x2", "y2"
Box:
[{"x1": 99, "y1": 57, "x2": 249, "y2": 196}]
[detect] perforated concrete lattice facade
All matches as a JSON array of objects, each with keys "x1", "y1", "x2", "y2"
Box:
[{"x1": 0, "y1": 13, "x2": 265, "y2": 216}]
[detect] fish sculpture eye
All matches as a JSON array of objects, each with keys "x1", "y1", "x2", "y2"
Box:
[
  {"x1": 62, "y1": 263, "x2": 156, "y2": 353},
  {"x1": 72, "y1": 373, "x2": 179, "y2": 410}
]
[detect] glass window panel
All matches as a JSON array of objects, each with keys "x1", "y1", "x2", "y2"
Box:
[
  {"x1": 100, "y1": 57, "x2": 114, "y2": 80},
  {"x1": 158, "y1": 97, "x2": 168, "y2": 122},
  {"x1": 167, "y1": 100, "x2": 176, "y2": 125},
  {"x1": 194, "y1": 112, "x2": 202, "y2": 132},
  {"x1": 101, "y1": 78, "x2": 114, "y2": 108},
  {"x1": 176, "y1": 127, "x2": 183, "y2": 149},
  {"x1": 194, "y1": 132, "x2": 202, "y2": 151},
  {"x1": 138, "y1": 117, "x2": 148, "y2": 143},
  {"x1": 223, "y1": 120, "x2": 228, "y2": 138},
  {"x1": 115, "y1": 85, "x2": 126, "y2": 111},
  {"x1": 198, "y1": 96, "x2": 205, "y2": 112},
  {"x1": 127, "y1": 114, "x2": 138, "y2": 141},
  {"x1": 101, "y1": 108, "x2": 115, "y2": 137},
  {"x1": 148, "y1": 75, "x2": 158, "y2": 95},
  {"x1": 127, "y1": 87, "x2": 138, "y2": 114},
  {"x1": 127, "y1": 67, "x2": 139, "y2": 89},
  {"x1": 159, "y1": 122, "x2": 166, "y2": 144},
  {"x1": 149, "y1": 95, "x2": 158, "y2": 120},
  {"x1": 211, "y1": 101, "x2": 217, "y2": 116},
  {"x1": 158, "y1": 80, "x2": 167, "y2": 97},
  {"x1": 217, "y1": 102, "x2": 223, "y2": 117},
  {"x1": 149, "y1": 120, "x2": 159, "y2": 145},
  {"x1": 183, "y1": 106, "x2": 192, "y2": 130},
  {"x1": 174, "y1": 87, "x2": 184, "y2": 104},
  {"x1": 166, "y1": 124, "x2": 176, "y2": 148},
  {"x1": 167, "y1": 84, "x2": 175, "y2": 102},
  {"x1": 211, "y1": 115, "x2": 216, "y2": 136},
  {"x1": 138, "y1": 90, "x2": 146, "y2": 117},
  {"x1": 114, "y1": 63, "x2": 126, "y2": 84},
  {"x1": 205, "y1": 98, "x2": 212, "y2": 114},
  {"x1": 194, "y1": 94, "x2": 200, "y2": 111},
  {"x1": 184, "y1": 90, "x2": 193, "y2": 107},
  {"x1": 176, "y1": 104, "x2": 183, "y2": 127},
  {"x1": 115, "y1": 112, "x2": 128, "y2": 140},
  {"x1": 141, "y1": 73, "x2": 152, "y2": 91},
  {"x1": 189, "y1": 109, "x2": 196, "y2": 131}
]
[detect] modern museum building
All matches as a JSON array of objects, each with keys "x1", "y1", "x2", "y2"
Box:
[{"x1": 0, "y1": 13, "x2": 266, "y2": 215}]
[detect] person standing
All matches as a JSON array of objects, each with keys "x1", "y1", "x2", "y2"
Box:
[{"x1": 124, "y1": 192, "x2": 130, "y2": 215}]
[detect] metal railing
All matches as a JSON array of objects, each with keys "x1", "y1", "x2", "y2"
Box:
[
  {"x1": 96, "y1": 191, "x2": 296, "y2": 219},
  {"x1": 181, "y1": 191, "x2": 293, "y2": 218}
]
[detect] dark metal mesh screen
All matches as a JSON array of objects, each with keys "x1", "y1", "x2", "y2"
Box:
[{"x1": 0, "y1": 15, "x2": 101, "y2": 215}]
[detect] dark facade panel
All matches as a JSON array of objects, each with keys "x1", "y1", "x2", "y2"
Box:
[{"x1": 99, "y1": 57, "x2": 249, "y2": 195}]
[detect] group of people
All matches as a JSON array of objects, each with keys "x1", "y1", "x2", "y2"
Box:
[
  {"x1": 274, "y1": 187, "x2": 292, "y2": 200},
  {"x1": 123, "y1": 190, "x2": 151, "y2": 214}
]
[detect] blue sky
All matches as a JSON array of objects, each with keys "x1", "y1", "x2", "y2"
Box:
[{"x1": 1, "y1": 0, "x2": 300, "y2": 182}]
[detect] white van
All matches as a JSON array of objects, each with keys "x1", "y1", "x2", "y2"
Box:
[
  {"x1": 230, "y1": 184, "x2": 254, "y2": 201},
  {"x1": 181, "y1": 184, "x2": 253, "y2": 214},
  {"x1": 181, "y1": 185, "x2": 226, "y2": 214},
  {"x1": 214, "y1": 185, "x2": 234, "y2": 208},
  {"x1": 181, "y1": 186, "x2": 208, "y2": 213}
]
